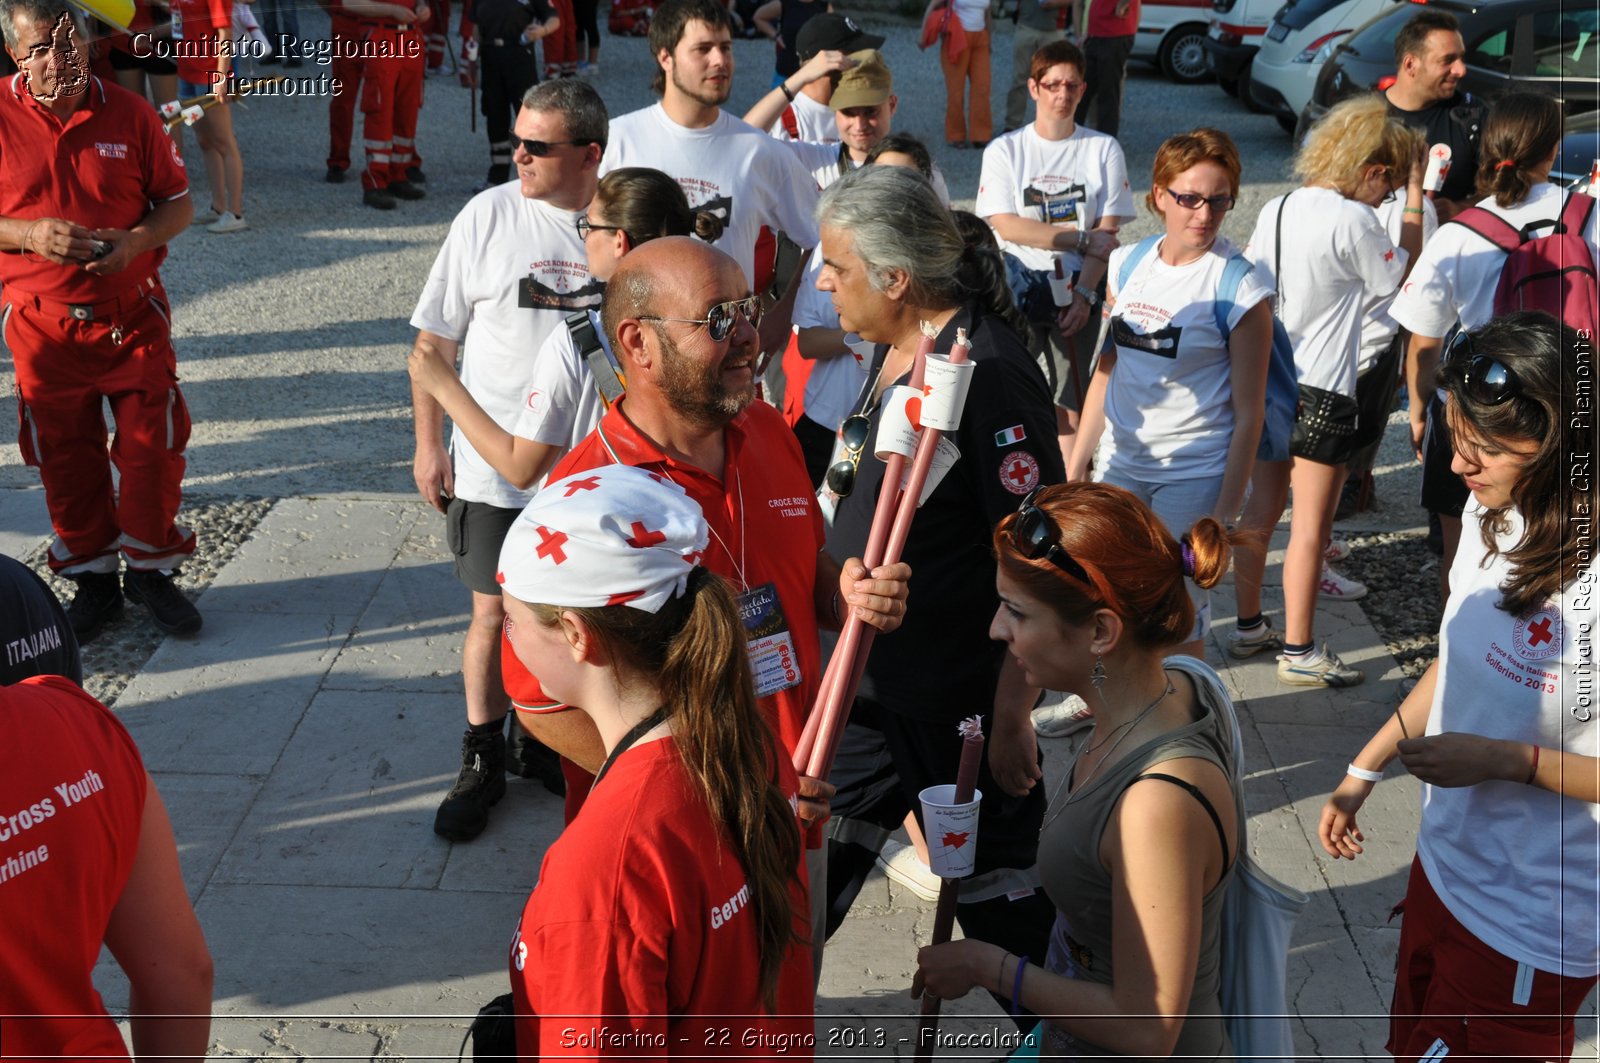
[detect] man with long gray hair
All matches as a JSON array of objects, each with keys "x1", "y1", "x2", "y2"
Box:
[
  {"x1": 408, "y1": 78, "x2": 606, "y2": 841},
  {"x1": 0, "y1": 0, "x2": 201, "y2": 639}
]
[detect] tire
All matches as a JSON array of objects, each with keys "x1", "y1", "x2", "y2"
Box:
[
  {"x1": 1159, "y1": 23, "x2": 1211, "y2": 84},
  {"x1": 1238, "y1": 57, "x2": 1271, "y2": 112}
]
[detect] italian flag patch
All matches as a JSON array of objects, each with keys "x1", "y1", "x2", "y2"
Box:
[{"x1": 994, "y1": 425, "x2": 1027, "y2": 446}]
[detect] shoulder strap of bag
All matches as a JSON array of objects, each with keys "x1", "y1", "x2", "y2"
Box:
[
  {"x1": 1115, "y1": 233, "x2": 1163, "y2": 294},
  {"x1": 1449, "y1": 204, "x2": 1523, "y2": 253},
  {"x1": 1561, "y1": 187, "x2": 1598, "y2": 240},
  {"x1": 1132, "y1": 772, "x2": 1233, "y2": 873},
  {"x1": 565, "y1": 310, "x2": 625, "y2": 408},
  {"x1": 1212, "y1": 253, "x2": 1255, "y2": 341},
  {"x1": 1273, "y1": 189, "x2": 1291, "y2": 308}
]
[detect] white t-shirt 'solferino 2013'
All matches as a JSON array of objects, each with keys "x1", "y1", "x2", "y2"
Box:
[
  {"x1": 1244, "y1": 186, "x2": 1407, "y2": 398},
  {"x1": 410, "y1": 183, "x2": 597, "y2": 509},
  {"x1": 1096, "y1": 235, "x2": 1272, "y2": 481},
  {"x1": 974, "y1": 125, "x2": 1135, "y2": 274},
  {"x1": 1420, "y1": 501, "x2": 1600, "y2": 978},
  {"x1": 601, "y1": 104, "x2": 822, "y2": 287}
]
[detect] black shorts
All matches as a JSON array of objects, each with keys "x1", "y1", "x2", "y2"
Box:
[
  {"x1": 1352, "y1": 335, "x2": 1404, "y2": 451},
  {"x1": 108, "y1": 45, "x2": 178, "y2": 75},
  {"x1": 446, "y1": 497, "x2": 522, "y2": 596},
  {"x1": 1420, "y1": 391, "x2": 1470, "y2": 518}
]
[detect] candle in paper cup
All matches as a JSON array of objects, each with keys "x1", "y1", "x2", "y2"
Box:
[
  {"x1": 919, "y1": 784, "x2": 982, "y2": 878},
  {"x1": 1048, "y1": 255, "x2": 1072, "y2": 307},
  {"x1": 1423, "y1": 143, "x2": 1452, "y2": 193}
]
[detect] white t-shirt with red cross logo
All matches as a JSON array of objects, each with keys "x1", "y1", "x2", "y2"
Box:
[{"x1": 1418, "y1": 500, "x2": 1600, "y2": 978}]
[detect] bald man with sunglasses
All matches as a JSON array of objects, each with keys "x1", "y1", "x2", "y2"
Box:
[
  {"x1": 408, "y1": 78, "x2": 610, "y2": 843},
  {"x1": 503, "y1": 237, "x2": 910, "y2": 970}
]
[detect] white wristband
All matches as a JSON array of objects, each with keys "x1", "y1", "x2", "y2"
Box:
[{"x1": 1346, "y1": 763, "x2": 1384, "y2": 783}]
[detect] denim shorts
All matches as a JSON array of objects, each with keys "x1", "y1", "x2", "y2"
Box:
[{"x1": 1096, "y1": 467, "x2": 1224, "y2": 641}]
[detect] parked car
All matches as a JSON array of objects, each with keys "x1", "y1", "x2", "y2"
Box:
[
  {"x1": 1248, "y1": 0, "x2": 1399, "y2": 133},
  {"x1": 1299, "y1": 0, "x2": 1600, "y2": 140},
  {"x1": 1130, "y1": 0, "x2": 1217, "y2": 83},
  {"x1": 1202, "y1": 0, "x2": 1277, "y2": 100},
  {"x1": 1554, "y1": 109, "x2": 1599, "y2": 192}
]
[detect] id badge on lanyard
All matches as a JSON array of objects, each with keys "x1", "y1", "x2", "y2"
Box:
[{"x1": 737, "y1": 581, "x2": 800, "y2": 698}]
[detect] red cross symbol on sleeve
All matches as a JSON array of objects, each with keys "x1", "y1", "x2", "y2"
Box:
[
  {"x1": 1007, "y1": 461, "x2": 1032, "y2": 487},
  {"x1": 625, "y1": 521, "x2": 667, "y2": 549},
  {"x1": 535, "y1": 526, "x2": 569, "y2": 564},
  {"x1": 563, "y1": 476, "x2": 602, "y2": 497}
]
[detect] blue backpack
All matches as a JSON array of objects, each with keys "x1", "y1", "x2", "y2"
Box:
[{"x1": 1115, "y1": 235, "x2": 1297, "y2": 463}]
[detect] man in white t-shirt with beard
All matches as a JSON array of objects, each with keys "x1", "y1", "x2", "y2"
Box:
[
  {"x1": 977, "y1": 38, "x2": 1134, "y2": 468},
  {"x1": 408, "y1": 78, "x2": 607, "y2": 843},
  {"x1": 601, "y1": 0, "x2": 820, "y2": 359}
]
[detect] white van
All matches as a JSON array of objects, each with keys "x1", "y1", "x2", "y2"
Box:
[
  {"x1": 1248, "y1": 0, "x2": 1400, "y2": 133},
  {"x1": 1129, "y1": 0, "x2": 1217, "y2": 83}
]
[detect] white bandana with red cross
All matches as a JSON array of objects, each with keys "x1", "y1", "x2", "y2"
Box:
[{"x1": 496, "y1": 466, "x2": 710, "y2": 612}]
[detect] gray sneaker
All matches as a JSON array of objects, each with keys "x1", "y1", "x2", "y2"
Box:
[
  {"x1": 1033, "y1": 691, "x2": 1093, "y2": 739},
  {"x1": 1228, "y1": 620, "x2": 1284, "y2": 659}
]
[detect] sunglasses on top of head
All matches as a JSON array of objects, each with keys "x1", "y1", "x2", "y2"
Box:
[
  {"x1": 1446, "y1": 329, "x2": 1523, "y2": 407},
  {"x1": 1010, "y1": 489, "x2": 1092, "y2": 585},
  {"x1": 638, "y1": 295, "x2": 763, "y2": 343}
]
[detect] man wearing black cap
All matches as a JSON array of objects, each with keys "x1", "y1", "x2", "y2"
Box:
[{"x1": 752, "y1": 11, "x2": 883, "y2": 143}]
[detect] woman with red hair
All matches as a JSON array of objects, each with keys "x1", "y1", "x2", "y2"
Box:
[{"x1": 914, "y1": 481, "x2": 1245, "y2": 1059}]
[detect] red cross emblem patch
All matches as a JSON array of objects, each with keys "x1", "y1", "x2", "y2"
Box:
[{"x1": 999, "y1": 450, "x2": 1041, "y2": 496}]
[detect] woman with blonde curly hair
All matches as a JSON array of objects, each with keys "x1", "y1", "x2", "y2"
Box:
[{"x1": 1230, "y1": 96, "x2": 1424, "y2": 688}]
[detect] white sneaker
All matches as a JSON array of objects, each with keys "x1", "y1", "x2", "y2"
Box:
[
  {"x1": 1318, "y1": 562, "x2": 1367, "y2": 601},
  {"x1": 1277, "y1": 645, "x2": 1365, "y2": 687},
  {"x1": 875, "y1": 839, "x2": 941, "y2": 902},
  {"x1": 1324, "y1": 538, "x2": 1351, "y2": 563},
  {"x1": 191, "y1": 206, "x2": 222, "y2": 226},
  {"x1": 206, "y1": 211, "x2": 249, "y2": 234},
  {"x1": 1032, "y1": 691, "x2": 1093, "y2": 739},
  {"x1": 1227, "y1": 619, "x2": 1284, "y2": 659}
]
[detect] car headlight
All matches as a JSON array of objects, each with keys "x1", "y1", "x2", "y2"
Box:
[{"x1": 1294, "y1": 29, "x2": 1349, "y2": 63}]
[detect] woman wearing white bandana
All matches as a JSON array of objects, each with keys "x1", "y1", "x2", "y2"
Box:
[{"x1": 497, "y1": 465, "x2": 815, "y2": 1056}]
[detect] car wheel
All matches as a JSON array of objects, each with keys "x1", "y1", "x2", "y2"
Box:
[{"x1": 1159, "y1": 24, "x2": 1211, "y2": 84}]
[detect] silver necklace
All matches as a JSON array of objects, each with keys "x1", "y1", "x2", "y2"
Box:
[{"x1": 1043, "y1": 679, "x2": 1174, "y2": 828}]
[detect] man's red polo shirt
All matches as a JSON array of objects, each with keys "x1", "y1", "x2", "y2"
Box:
[
  {"x1": 0, "y1": 76, "x2": 188, "y2": 303},
  {"x1": 502, "y1": 398, "x2": 826, "y2": 757}
]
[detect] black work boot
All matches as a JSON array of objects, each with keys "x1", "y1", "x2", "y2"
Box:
[
  {"x1": 433, "y1": 728, "x2": 507, "y2": 840},
  {"x1": 505, "y1": 717, "x2": 566, "y2": 797},
  {"x1": 66, "y1": 572, "x2": 123, "y2": 641},
  {"x1": 123, "y1": 569, "x2": 203, "y2": 635}
]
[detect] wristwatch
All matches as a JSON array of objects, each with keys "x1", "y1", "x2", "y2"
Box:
[{"x1": 1072, "y1": 284, "x2": 1100, "y2": 308}]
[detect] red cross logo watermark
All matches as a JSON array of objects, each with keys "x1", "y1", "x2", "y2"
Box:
[{"x1": 535, "y1": 526, "x2": 569, "y2": 564}]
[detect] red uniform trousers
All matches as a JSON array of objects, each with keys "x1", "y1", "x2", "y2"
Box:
[
  {"x1": 541, "y1": 0, "x2": 577, "y2": 77},
  {"x1": 360, "y1": 24, "x2": 425, "y2": 190},
  {"x1": 426, "y1": 0, "x2": 450, "y2": 69},
  {"x1": 327, "y1": 12, "x2": 365, "y2": 172},
  {"x1": 5, "y1": 282, "x2": 195, "y2": 576}
]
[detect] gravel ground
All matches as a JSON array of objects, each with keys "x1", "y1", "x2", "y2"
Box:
[
  {"x1": 1, "y1": 13, "x2": 1439, "y2": 686},
  {"x1": 22, "y1": 498, "x2": 274, "y2": 706}
]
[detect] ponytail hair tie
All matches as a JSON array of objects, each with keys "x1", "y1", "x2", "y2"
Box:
[
  {"x1": 1493, "y1": 159, "x2": 1516, "y2": 171},
  {"x1": 1180, "y1": 541, "x2": 1197, "y2": 579}
]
